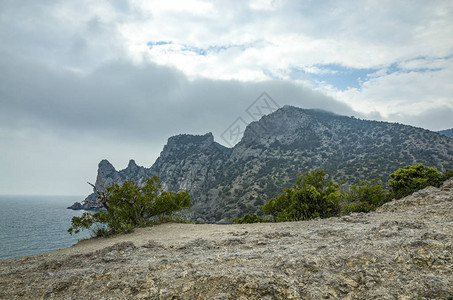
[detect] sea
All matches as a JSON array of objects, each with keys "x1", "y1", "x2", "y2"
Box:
[{"x1": 0, "y1": 195, "x2": 91, "y2": 260}]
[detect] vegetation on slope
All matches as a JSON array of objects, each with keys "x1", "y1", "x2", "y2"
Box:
[
  {"x1": 233, "y1": 164, "x2": 453, "y2": 224},
  {"x1": 68, "y1": 163, "x2": 452, "y2": 230}
]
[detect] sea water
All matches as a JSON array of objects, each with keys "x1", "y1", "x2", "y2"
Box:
[{"x1": 0, "y1": 195, "x2": 91, "y2": 259}]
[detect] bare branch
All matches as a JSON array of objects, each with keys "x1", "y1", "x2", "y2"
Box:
[{"x1": 87, "y1": 182, "x2": 110, "y2": 210}]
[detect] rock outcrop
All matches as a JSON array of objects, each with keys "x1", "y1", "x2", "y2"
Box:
[
  {"x1": 2, "y1": 179, "x2": 452, "y2": 299},
  {"x1": 151, "y1": 133, "x2": 230, "y2": 199},
  {"x1": 72, "y1": 106, "x2": 453, "y2": 222},
  {"x1": 73, "y1": 159, "x2": 154, "y2": 210}
]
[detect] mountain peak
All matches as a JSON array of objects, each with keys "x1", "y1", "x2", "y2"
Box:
[
  {"x1": 239, "y1": 106, "x2": 347, "y2": 145},
  {"x1": 98, "y1": 159, "x2": 116, "y2": 172},
  {"x1": 161, "y1": 133, "x2": 215, "y2": 158},
  {"x1": 127, "y1": 159, "x2": 137, "y2": 169},
  {"x1": 275, "y1": 105, "x2": 338, "y2": 118},
  {"x1": 241, "y1": 106, "x2": 314, "y2": 144},
  {"x1": 167, "y1": 132, "x2": 214, "y2": 147}
]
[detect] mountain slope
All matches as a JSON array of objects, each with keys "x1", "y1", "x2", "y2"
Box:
[
  {"x1": 439, "y1": 128, "x2": 453, "y2": 138},
  {"x1": 76, "y1": 106, "x2": 453, "y2": 222}
]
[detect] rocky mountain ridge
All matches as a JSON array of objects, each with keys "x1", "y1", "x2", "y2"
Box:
[
  {"x1": 68, "y1": 159, "x2": 153, "y2": 209},
  {"x1": 70, "y1": 106, "x2": 453, "y2": 222}
]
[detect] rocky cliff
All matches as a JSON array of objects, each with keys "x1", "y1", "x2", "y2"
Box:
[
  {"x1": 68, "y1": 159, "x2": 153, "y2": 210},
  {"x1": 72, "y1": 106, "x2": 453, "y2": 222},
  {"x1": 152, "y1": 133, "x2": 230, "y2": 200},
  {"x1": 3, "y1": 179, "x2": 453, "y2": 299}
]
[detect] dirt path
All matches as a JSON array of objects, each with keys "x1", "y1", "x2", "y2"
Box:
[{"x1": 44, "y1": 221, "x2": 308, "y2": 258}]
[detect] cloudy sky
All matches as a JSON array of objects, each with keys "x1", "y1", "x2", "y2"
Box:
[{"x1": 1, "y1": 0, "x2": 452, "y2": 196}]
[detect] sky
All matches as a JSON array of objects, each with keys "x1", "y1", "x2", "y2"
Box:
[{"x1": 1, "y1": 0, "x2": 452, "y2": 196}]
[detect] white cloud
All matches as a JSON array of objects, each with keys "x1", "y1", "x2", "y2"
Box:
[
  {"x1": 133, "y1": 0, "x2": 214, "y2": 15},
  {"x1": 324, "y1": 56, "x2": 453, "y2": 130},
  {"x1": 111, "y1": 0, "x2": 453, "y2": 90},
  {"x1": 398, "y1": 56, "x2": 448, "y2": 71}
]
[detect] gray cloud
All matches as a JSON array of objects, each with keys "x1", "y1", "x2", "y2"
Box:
[
  {"x1": 0, "y1": 48, "x2": 358, "y2": 195},
  {"x1": 388, "y1": 106, "x2": 453, "y2": 131},
  {"x1": 0, "y1": 52, "x2": 356, "y2": 144}
]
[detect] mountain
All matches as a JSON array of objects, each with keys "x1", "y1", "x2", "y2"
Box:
[
  {"x1": 72, "y1": 106, "x2": 453, "y2": 222},
  {"x1": 438, "y1": 128, "x2": 453, "y2": 138}
]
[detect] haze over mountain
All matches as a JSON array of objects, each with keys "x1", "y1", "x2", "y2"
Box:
[{"x1": 72, "y1": 106, "x2": 453, "y2": 223}]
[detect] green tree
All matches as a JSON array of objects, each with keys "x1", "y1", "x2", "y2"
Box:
[
  {"x1": 342, "y1": 179, "x2": 388, "y2": 214},
  {"x1": 262, "y1": 170, "x2": 341, "y2": 222},
  {"x1": 68, "y1": 176, "x2": 191, "y2": 236},
  {"x1": 232, "y1": 165, "x2": 453, "y2": 224},
  {"x1": 388, "y1": 164, "x2": 447, "y2": 199}
]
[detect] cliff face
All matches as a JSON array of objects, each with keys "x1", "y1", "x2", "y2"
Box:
[
  {"x1": 69, "y1": 159, "x2": 153, "y2": 210},
  {"x1": 73, "y1": 106, "x2": 453, "y2": 222},
  {"x1": 94, "y1": 159, "x2": 151, "y2": 191},
  {"x1": 151, "y1": 133, "x2": 230, "y2": 196},
  {"x1": 3, "y1": 179, "x2": 453, "y2": 299}
]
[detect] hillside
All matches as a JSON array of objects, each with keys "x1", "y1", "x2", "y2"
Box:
[
  {"x1": 3, "y1": 179, "x2": 453, "y2": 299},
  {"x1": 439, "y1": 128, "x2": 453, "y2": 138},
  {"x1": 73, "y1": 106, "x2": 453, "y2": 222}
]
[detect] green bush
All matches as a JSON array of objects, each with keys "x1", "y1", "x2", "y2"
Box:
[
  {"x1": 231, "y1": 213, "x2": 270, "y2": 224},
  {"x1": 234, "y1": 165, "x2": 453, "y2": 223},
  {"x1": 68, "y1": 176, "x2": 191, "y2": 236},
  {"x1": 389, "y1": 164, "x2": 450, "y2": 199},
  {"x1": 341, "y1": 201, "x2": 373, "y2": 214},
  {"x1": 341, "y1": 179, "x2": 389, "y2": 214},
  {"x1": 262, "y1": 170, "x2": 341, "y2": 222}
]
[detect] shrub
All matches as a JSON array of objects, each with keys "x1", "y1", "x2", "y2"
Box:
[
  {"x1": 341, "y1": 178, "x2": 389, "y2": 214},
  {"x1": 231, "y1": 213, "x2": 270, "y2": 224},
  {"x1": 262, "y1": 170, "x2": 341, "y2": 222},
  {"x1": 389, "y1": 164, "x2": 447, "y2": 199},
  {"x1": 234, "y1": 165, "x2": 452, "y2": 223},
  {"x1": 68, "y1": 176, "x2": 191, "y2": 236},
  {"x1": 341, "y1": 201, "x2": 373, "y2": 214}
]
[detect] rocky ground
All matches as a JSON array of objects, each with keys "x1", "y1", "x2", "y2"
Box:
[{"x1": 1, "y1": 180, "x2": 452, "y2": 300}]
